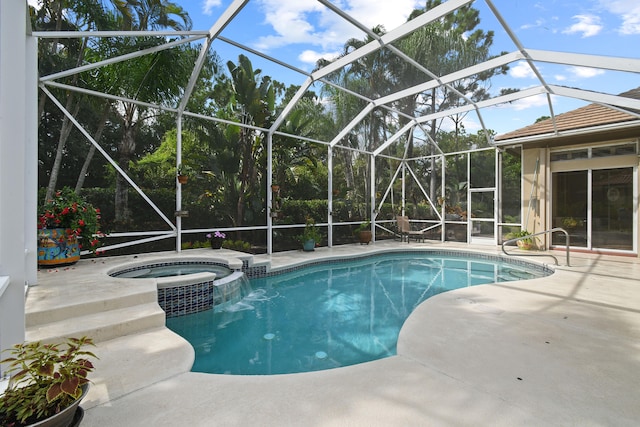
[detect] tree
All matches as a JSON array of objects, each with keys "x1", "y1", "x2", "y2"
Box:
[
  {"x1": 394, "y1": 0, "x2": 510, "y2": 201},
  {"x1": 92, "y1": 0, "x2": 193, "y2": 224},
  {"x1": 210, "y1": 55, "x2": 276, "y2": 227},
  {"x1": 33, "y1": 0, "x2": 119, "y2": 200}
]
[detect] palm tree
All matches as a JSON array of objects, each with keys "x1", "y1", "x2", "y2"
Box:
[
  {"x1": 105, "y1": 0, "x2": 193, "y2": 223},
  {"x1": 35, "y1": 0, "x2": 122, "y2": 200},
  {"x1": 211, "y1": 55, "x2": 276, "y2": 227}
]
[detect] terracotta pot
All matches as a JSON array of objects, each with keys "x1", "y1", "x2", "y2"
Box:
[
  {"x1": 358, "y1": 230, "x2": 372, "y2": 245},
  {"x1": 177, "y1": 175, "x2": 188, "y2": 184},
  {"x1": 37, "y1": 228, "x2": 80, "y2": 267},
  {"x1": 516, "y1": 240, "x2": 533, "y2": 250}
]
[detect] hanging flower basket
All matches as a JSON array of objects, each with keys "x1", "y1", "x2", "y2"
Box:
[{"x1": 177, "y1": 175, "x2": 188, "y2": 184}]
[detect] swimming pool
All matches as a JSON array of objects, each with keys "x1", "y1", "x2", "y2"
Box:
[{"x1": 166, "y1": 252, "x2": 550, "y2": 375}]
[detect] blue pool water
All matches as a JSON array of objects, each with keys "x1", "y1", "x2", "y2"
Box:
[{"x1": 166, "y1": 253, "x2": 549, "y2": 375}]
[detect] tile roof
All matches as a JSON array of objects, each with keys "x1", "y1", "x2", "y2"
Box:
[{"x1": 495, "y1": 87, "x2": 640, "y2": 142}]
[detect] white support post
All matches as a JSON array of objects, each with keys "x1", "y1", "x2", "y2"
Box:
[
  {"x1": 441, "y1": 154, "x2": 446, "y2": 242},
  {"x1": 401, "y1": 162, "x2": 406, "y2": 216},
  {"x1": 370, "y1": 153, "x2": 376, "y2": 242},
  {"x1": 0, "y1": 0, "x2": 34, "y2": 368},
  {"x1": 495, "y1": 148, "x2": 501, "y2": 244},
  {"x1": 467, "y1": 152, "x2": 471, "y2": 242},
  {"x1": 327, "y1": 146, "x2": 333, "y2": 247},
  {"x1": 176, "y1": 116, "x2": 183, "y2": 252},
  {"x1": 267, "y1": 133, "x2": 273, "y2": 254}
]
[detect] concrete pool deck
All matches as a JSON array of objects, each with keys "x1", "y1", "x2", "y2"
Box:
[{"x1": 27, "y1": 241, "x2": 640, "y2": 426}]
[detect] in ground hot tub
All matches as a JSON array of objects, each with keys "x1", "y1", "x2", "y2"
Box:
[{"x1": 109, "y1": 258, "x2": 249, "y2": 317}]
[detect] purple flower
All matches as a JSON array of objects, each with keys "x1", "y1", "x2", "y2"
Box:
[{"x1": 207, "y1": 231, "x2": 226, "y2": 239}]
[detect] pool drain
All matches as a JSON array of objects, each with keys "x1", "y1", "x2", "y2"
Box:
[
  {"x1": 315, "y1": 351, "x2": 327, "y2": 359},
  {"x1": 263, "y1": 333, "x2": 275, "y2": 340}
]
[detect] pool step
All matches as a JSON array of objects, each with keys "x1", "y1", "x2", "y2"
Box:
[
  {"x1": 26, "y1": 284, "x2": 158, "y2": 328},
  {"x1": 25, "y1": 302, "x2": 166, "y2": 345}
]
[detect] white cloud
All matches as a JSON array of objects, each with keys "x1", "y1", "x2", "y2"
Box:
[
  {"x1": 554, "y1": 74, "x2": 567, "y2": 81},
  {"x1": 563, "y1": 14, "x2": 603, "y2": 37},
  {"x1": 298, "y1": 49, "x2": 340, "y2": 66},
  {"x1": 510, "y1": 62, "x2": 536, "y2": 79},
  {"x1": 511, "y1": 94, "x2": 548, "y2": 111},
  {"x1": 520, "y1": 19, "x2": 544, "y2": 30},
  {"x1": 568, "y1": 66, "x2": 605, "y2": 78},
  {"x1": 598, "y1": 0, "x2": 640, "y2": 35},
  {"x1": 254, "y1": 0, "x2": 422, "y2": 53},
  {"x1": 202, "y1": 0, "x2": 223, "y2": 16},
  {"x1": 439, "y1": 115, "x2": 481, "y2": 133}
]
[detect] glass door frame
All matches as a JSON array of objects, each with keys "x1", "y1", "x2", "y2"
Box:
[
  {"x1": 550, "y1": 163, "x2": 637, "y2": 254},
  {"x1": 469, "y1": 187, "x2": 497, "y2": 245}
]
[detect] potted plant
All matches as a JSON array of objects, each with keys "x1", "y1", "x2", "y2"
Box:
[
  {"x1": 354, "y1": 221, "x2": 372, "y2": 245},
  {"x1": 206, "y1": 231, "x2": 226, "y2": 249},
  {"x1": 507, "y1": 229, "x2": 535, "y2": 250},
  {"x1": 37, "y1": 188, "x2": 103, "y2": 266},
  {"x1": 176, "y1": 164, "x2": 188, "y2": 184},
  {"x1": 562, "y1": 217, "x2": 579, "y2": 230},
  {"x1": 0, "y1": 336, "x2": 97, "y2": 427},
  {"x1": 298, "y1": 218, "x2": 322, "y2": 251}
]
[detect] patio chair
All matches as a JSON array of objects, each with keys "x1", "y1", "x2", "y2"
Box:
[{"x1": 396, "y1": 215, "x2": 426, "y2": 243}]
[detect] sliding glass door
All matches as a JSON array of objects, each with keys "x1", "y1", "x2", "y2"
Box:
[
  {"x1": 552, "y1": 167, "x2": 634, "y2": 252},
  {"x1": 592, "y1": 168, "x2": 634, "y2": 250}
]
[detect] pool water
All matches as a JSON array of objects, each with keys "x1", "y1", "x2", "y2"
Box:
[{"x1": 166, "y1": 253, "x2": 549, "y2": 375}]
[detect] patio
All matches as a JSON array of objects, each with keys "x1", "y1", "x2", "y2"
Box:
[{"x1": 27, "y1": 241, "x2": 640, "y2": 426}]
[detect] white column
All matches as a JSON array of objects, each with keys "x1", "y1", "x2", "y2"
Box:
[
  {"x1": 370, "y1": 153, "x2": 375, "y2": 242},
  {"x1": 267, "y1": 133, "x2": 273, "y2": 254},
  {"x1": 327, "y1": 146, "x2": 333, "y2": 247},
  {"x1": 175, "y1": 116, "x2": 182, "y2": 252},
  {"x1": 1, "y1": 0, "x2": 35, "y2": 368}
]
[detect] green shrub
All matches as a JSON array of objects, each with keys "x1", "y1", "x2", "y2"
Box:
[{"x1": 222, "y1": 239, "x2": 251, "y2": 253}]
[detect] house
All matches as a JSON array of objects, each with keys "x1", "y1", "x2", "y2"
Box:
[{"x1": 494, "y1": 88, "x2": 640, "y2": 256}]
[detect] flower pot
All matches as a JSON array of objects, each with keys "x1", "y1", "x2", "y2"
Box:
[
  {"x1": 38, "y1": 228, "x2": 80, "y2": 267},
  {"x1": 516, "y1": 240, "x2": 533, "y2": 250},
  {"x1": 210, "y1": 238, "x2": 224, "y2": 249},
  {"x1": 358, "y1": 230, "x2": 372, "y2": 245},
  {"x1": 177, "y1": 175, "x2": 188, "y2": 184},
  {"x1": 302, "y1": 239, "x2": 315, "y2": 251},
  {"x1": 23, "y1": 384, "x2": 88, "y2": 427}
]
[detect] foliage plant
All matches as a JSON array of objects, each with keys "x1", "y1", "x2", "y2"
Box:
[
  {"x1": 298, "y1": 218, "x2": 322, "y2": 243},
  {"x1": 507, "y1": 229, "x2": 533, "y2": 244},
  {"x1": 354, "y1": 221, "x2": 370, "y2": 235},
  {"x1": 37, "y1": 187, "x2": 103, "y2": 253},
  {"x1": 0, "y1": 337, "x2": 97, "y2": 426},
  {"x1": 562, "y1": 217, "x2": 579, "y2": 229},
  {"x1": 221, "y1": 239, "x2": 252, "y2": 253}
]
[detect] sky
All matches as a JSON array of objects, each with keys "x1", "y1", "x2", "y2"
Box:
[
  {"x1": 29, "y1": 0, "x2": 640, "y2": 135},
  {"x1": 183, "y1": 0, "x2": 640, "y2": 135}
]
